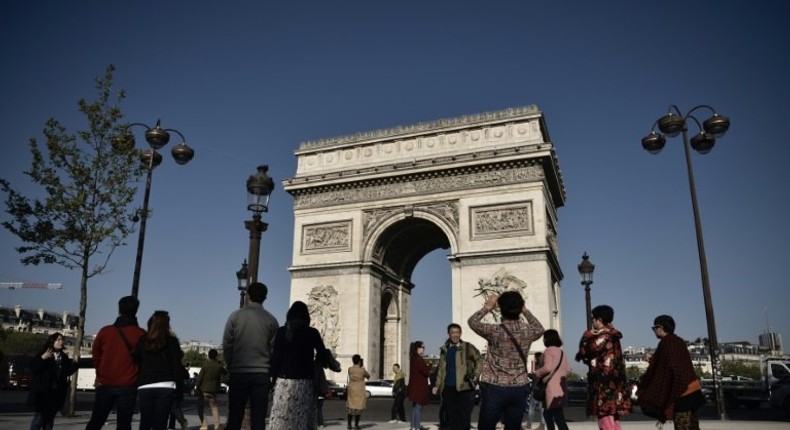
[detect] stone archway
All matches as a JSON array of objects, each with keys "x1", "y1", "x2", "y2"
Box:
[{"x1": 284, "y1": 106, "x2": 566, "y2": 378}]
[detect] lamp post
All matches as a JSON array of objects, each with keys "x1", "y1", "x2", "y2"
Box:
[
  {"x1": 236, "y1": 260, "x2": 249, "y2": 308},
  {"x1": 641, "y1": 104, "x2": 730, "y2": 420},
  {"x1": 578, "y1": 252, "x2": 595, "y2": 331},
  {"x1": 244, "y1": 165, "x2": 274, "y2": 285},
  {"x1": 127, "y1": 120, "x2": 194, "y2": 298}
]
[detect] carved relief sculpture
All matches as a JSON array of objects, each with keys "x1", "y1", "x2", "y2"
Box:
[
  {"x1": 307, "y1": 285, "x2": 340, "y2": 352},
  {"x1": 302, "y1": 221, "x2": 352, "y2": 253},
  {"x1": 473, "y1": 268, "x2": 529, "y2": 324}
]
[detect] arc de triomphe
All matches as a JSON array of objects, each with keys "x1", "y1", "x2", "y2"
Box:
[{"x1": 283, "y1": 105, "x2": 565, "y2": 378}]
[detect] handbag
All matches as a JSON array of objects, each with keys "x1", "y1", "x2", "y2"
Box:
[{"x1": 531, "y1": 351, "x2": 563, "y2": 402}]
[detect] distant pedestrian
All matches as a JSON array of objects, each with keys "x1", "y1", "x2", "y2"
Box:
[
  {"x1": 268, "y1": 301, "x2": 339, "y2": 430},
  {"x1": 530, "y1": 329, "x2": 570, "y2": 430},
  {"x1": 407, "y1": 341, "x2": 431, "y2": 430},
  {"x1": 134, "y1": 310, "x2": 185, "y2": 430},
  {"x1": 196, "y1": 349, "x2": 227, "y2": 430},
  {"x1": 345, "y1": 354, "x2": 371, "y2": 429},
  {"x1": 575, "y1": 305, "x2": 632, "y2": 430},
  {"x1": 526, "y1": 352, "x2": 546, "y2": 430},
  {"x1": 28, "y1": 332, "x2": 77, "y2": 430},
  {"x1": 636, "y1": 315, "x2": 706, "y2": 430},
  {"x1": 468, "y1": 291, "x2": 544, "y2": 430},
  {"x1": 388, "y1": 363, "x2": 406, "y2": 424},
  {"x1": 86, "y1": 295, "x2": 146, "y2": 430},
  {"x1": 432, "y1": 323, "x2": 482, "y2": 430},
  {"x1": 222, "y1": 282, "x2": 279, "y2": 430}
]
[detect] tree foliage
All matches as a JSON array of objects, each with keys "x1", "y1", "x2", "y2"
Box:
[
  {"x1": 720, "y1": 359, "x2": 761, "y2": 380},
  {"x1": 0, "y1": 65, "x2": 141, "y2": 414},
  {"x1": 0, "y1": 330, "x2": 44, "y2": 356}
]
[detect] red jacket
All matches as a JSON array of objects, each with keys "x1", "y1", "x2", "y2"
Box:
[
  {"x1": 408, "y1": 354, "x2": 431, "y2": 405},
  {"x1": 92, "y1": 319, "x2": 146, "y2": 387}
]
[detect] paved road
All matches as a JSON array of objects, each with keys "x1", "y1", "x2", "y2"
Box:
[{"x1": 1, "y1": 390, "x2": 788, "y2": 429}]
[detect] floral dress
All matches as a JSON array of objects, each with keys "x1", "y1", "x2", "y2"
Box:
[{"x1": 575, "y1": 325, "x2": 632, "y2": 418}]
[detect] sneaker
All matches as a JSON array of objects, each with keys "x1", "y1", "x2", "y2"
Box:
[{"x1": 389, "y1": 419, "x2": 398, "y2": 423}]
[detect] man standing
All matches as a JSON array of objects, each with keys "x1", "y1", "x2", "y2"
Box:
[
  {"x1": 197, "y1": 349, "x2": 227, "y2": 430},
  {"x1": 85, "y1": 296, "x2": 146, "y2": 430},
  {"x1": 223, "y1": 282, "x2": 278, "y2": 430},
  {"x1": 432, "y1": 323, "x2": 482, "y2": 430},
  {"x1": 388, "y1": 363, "x2": 406, "y2": 424},
  {"x1": 468, "y1": 291, "x2": 544, "y2": 430}
]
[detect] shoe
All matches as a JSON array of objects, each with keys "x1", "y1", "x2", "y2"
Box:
[
  {"x1": 389, "y1": 419, "x2": 398, "y2": 423},
  {"x1": 179, "y1": 418, "x2": 188, "y2": 430}
]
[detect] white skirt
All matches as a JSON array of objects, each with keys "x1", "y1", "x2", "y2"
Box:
[{"x1": 268, "y1": 378, "x2": 317, "y2": 430}]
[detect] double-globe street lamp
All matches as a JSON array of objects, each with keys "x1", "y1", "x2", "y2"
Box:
[
  {"x1": 127, "y1": 120, "x2": 194, "y2": 298},
  {"x1": 237, "y1": 166, "x2": 274, "y2": 306},
  {"x1": 641, "y1": 104, "x2": 730, "y2": 420},
  {"x1": 578, "y1": 252, "x2": 595, "y2": 331}
]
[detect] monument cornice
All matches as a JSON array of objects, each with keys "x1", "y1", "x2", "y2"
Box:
[{"x1": 297, "y1": 105, "x2": 541, "y2": 152}]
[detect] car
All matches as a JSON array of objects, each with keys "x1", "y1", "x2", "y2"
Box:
[
  {"x1": 2, "y1": 355, "x2": 34, "y2": 390},
  {"x1": 365, "y1": 379, "x2": 394, "y2": 397},
  {"x1": 770, "y1": 375, "x2": 790, "y2": 412},
  {"x1": 326, "y1": 380, "x2": 346, "y2": 399},
  {"x1": 565, "y1": 380, "x2": 588, "y2": 404}
]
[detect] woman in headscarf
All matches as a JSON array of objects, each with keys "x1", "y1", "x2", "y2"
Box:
[
  {"x1": 28, "y1": 332, "x2": 77, "y2": 430},
  {"x1": 269, "y1": 301, "x2": 338, "y2": 430}
]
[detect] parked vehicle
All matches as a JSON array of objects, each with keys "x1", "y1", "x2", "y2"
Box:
[
  {"x1": 2, "y1": 354, "x2": 34, "y2": 390},
  {"x1": 702, "y1": 357, "x2": 790, "y2": 410},
  {"x1": 365, "y1": 379, "x2": 394, "y2": 397},
  {"x1": 326, "y1": 380, "x2": 346, "y2": 399},
  {"x1": 566, "y1": 379, "x2": 588, "y2": 404},
  {"x1": 769, "y1": 375, "x2": 790, "y2": 413}
]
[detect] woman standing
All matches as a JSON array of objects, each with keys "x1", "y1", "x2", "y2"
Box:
[
  {"x1": 345, "y1": 354, "x2": 370, "y2": 429},
  {"x1": 134, "y1": 310, "x2": 185, "y2": 430},
  {"x1": 28, "y1": 333, "x2": 77, "y2": 430},
  {"x1": 531, "y1": 329, "x2": 570, "y2": 430},
  {"x1": 269, "y1": 301, "x2": 338, "y2": 430},
  {"x1": 407, "y1": 341, "x2": 430, "y2": 430},
  {"x1": 575, "y1": 305, "x2": 632, "y2": 430}
]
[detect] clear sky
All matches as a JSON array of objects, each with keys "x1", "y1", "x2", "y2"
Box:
[{"x1": 1, "y1": 1, "x2": 788, "y2": 371}]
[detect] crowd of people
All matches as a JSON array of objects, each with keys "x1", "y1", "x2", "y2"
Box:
[{"x1": 25, "y1": 287, "x2": 705, "y2": 430}]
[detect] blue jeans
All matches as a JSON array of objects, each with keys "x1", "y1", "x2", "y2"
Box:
[
  {"x1": 85, "y1": 385, "x2": 138, "y2": 430},
  {"x1": 410, "y1": 402, "x2": 423, "y2": 429},
  {"x1": 137, "y1": 387, "x2": 175, "y2": 430},
  {"x1": 477, "y1": 383, "x2": 529, "y2": 430},
  {"x1": 226, "y1": 372, "x2": 270, "y2": 430}
]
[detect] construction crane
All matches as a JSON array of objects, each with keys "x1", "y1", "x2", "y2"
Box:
[{"x1": 0, "y1": 282, "x2": 63, "y2": 289}]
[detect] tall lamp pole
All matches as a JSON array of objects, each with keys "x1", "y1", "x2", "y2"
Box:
[
  {"x1": 244, "y1": 165, "x2": 274, "y2": 285},
  {"x1": 128, "y1": 120, "x2": 194, "y2": 298},
  {"x1": 236, "y1": 260, "x2": 249, "y2": 308},
  {"x1": 578, "y1": 252, "x2": 595, "y2": 331},
  {"x1": 641, "y1": 105, "x2": 730, "y2": 420}
]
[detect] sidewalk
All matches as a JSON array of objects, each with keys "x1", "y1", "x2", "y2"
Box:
[{"x1": 1, "y1": 410, "x2": 787, "y2": 430}]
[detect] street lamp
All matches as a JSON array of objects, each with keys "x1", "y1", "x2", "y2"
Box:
[
  {"x1": 578, "y1": 252, "x2": 595, "y2": 331},
  {"x1": 236, "y1": 260, "x2": 249, "y2": 309},
  {"x1": 244, "y1": 165, "x2": 274, "y2": 284},
  {"x1": 641, "y1": 104, "x2": 730, "y2": 420},
  {"x1": 127, "y1": 120, "x2": 194, "y2": 298}
]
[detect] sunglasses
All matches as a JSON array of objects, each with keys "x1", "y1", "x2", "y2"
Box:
[{"x1": 651, "y1": 325, "x2": 662, "y2": 331}]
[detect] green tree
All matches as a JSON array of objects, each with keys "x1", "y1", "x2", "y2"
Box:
[
  {"x1": 626, "y1": 365, "x2": 643, "y2": 380},
  {"x1": 720, "y1": 359, "x2": 761, "y2": 380},
  {"x1": 0, "y1": 65, "x2": 141, "y2": 415},
  {"x1": 0, "y1": 330, "x2": 44, "y2": 356},
  {"x1": 183, "y1": 349, "x2": 207, "y2": 368},
  {"x1": 567, "y1": 370, "x2": 584, "y2": 381}
]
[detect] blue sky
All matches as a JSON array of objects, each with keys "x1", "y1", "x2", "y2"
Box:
[{"x1": 1, "y1": 2, "x2": 788, "y2": 367}]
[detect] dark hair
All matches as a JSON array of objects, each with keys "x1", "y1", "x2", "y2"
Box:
[
  {"x1": 286, "y1": 301, "x2": 310, "y2": 324},
  {"x1": 118, "y1": 296, "x2": 139, "y2": 317},
  {"x1": 410, "y1": 341, "x2": 424, "y2": 357},
  {"x1": 654, "y1": 314, "x2": 676, "y2": 334},
  {"x1": 208, "y1": 349, "x2": 218, "y2": 359},
  {"x1": 41, "y1": 332, "x2": 64, "y2": 352},
  {"x1": 497, "y1": 291, "x2": 524, "y2": 320},
  {"x1": 352, "y1": 354, "x2": 362, "y2": 365},
  {"x1": 534, "y1": 352, "x2": 543, "y2": 358},
  {"x1": 393, "y1": 363, "x2": 400, "y2": 369},
  {"x1": 447, "y1": 323, "x2": 462, "y2": 334},
  {"x1": 591, "y1": 305, "x2": 614, "y2": 324},
  {"x1": 543, "y1": 329, "x2": 563, "y2": 347},
  {"x1": 247, "y1": 282, "x2": 268, "y2": 303},
  {"x1": 145, "y1": 310, "x2": 171, "y2": 352}
]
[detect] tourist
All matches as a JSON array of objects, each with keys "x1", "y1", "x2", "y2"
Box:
[
  {"x1": 407, "y1": 341, "x2": 431, "y2": 430},
  {"x1": 196, "y1": 349, "x2": 226, "y2": 430},
  {"x1": 530, "y1": 329, "x2": 569, "y2": 430},
  {"x1": 29, "y1": 332, "x2": 77, "y2": 430},
  {"x1": 345, "y1": 354, "x2": 370, "y2": 429},
  {"x1": 432, "y1": 323, "x2": 482, "y2": 430},
  {"x1": 389, "y1": 363, "x2": 406, "y2": 424}
]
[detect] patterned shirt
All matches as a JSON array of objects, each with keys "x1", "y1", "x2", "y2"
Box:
[{"x1": 468, "y1": 307, "x2": 544, "y2": 387}]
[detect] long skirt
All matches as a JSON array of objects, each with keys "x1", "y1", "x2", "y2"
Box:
[{"x1": 268, "y1": 378, "x2": 317, "y2": 430}]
